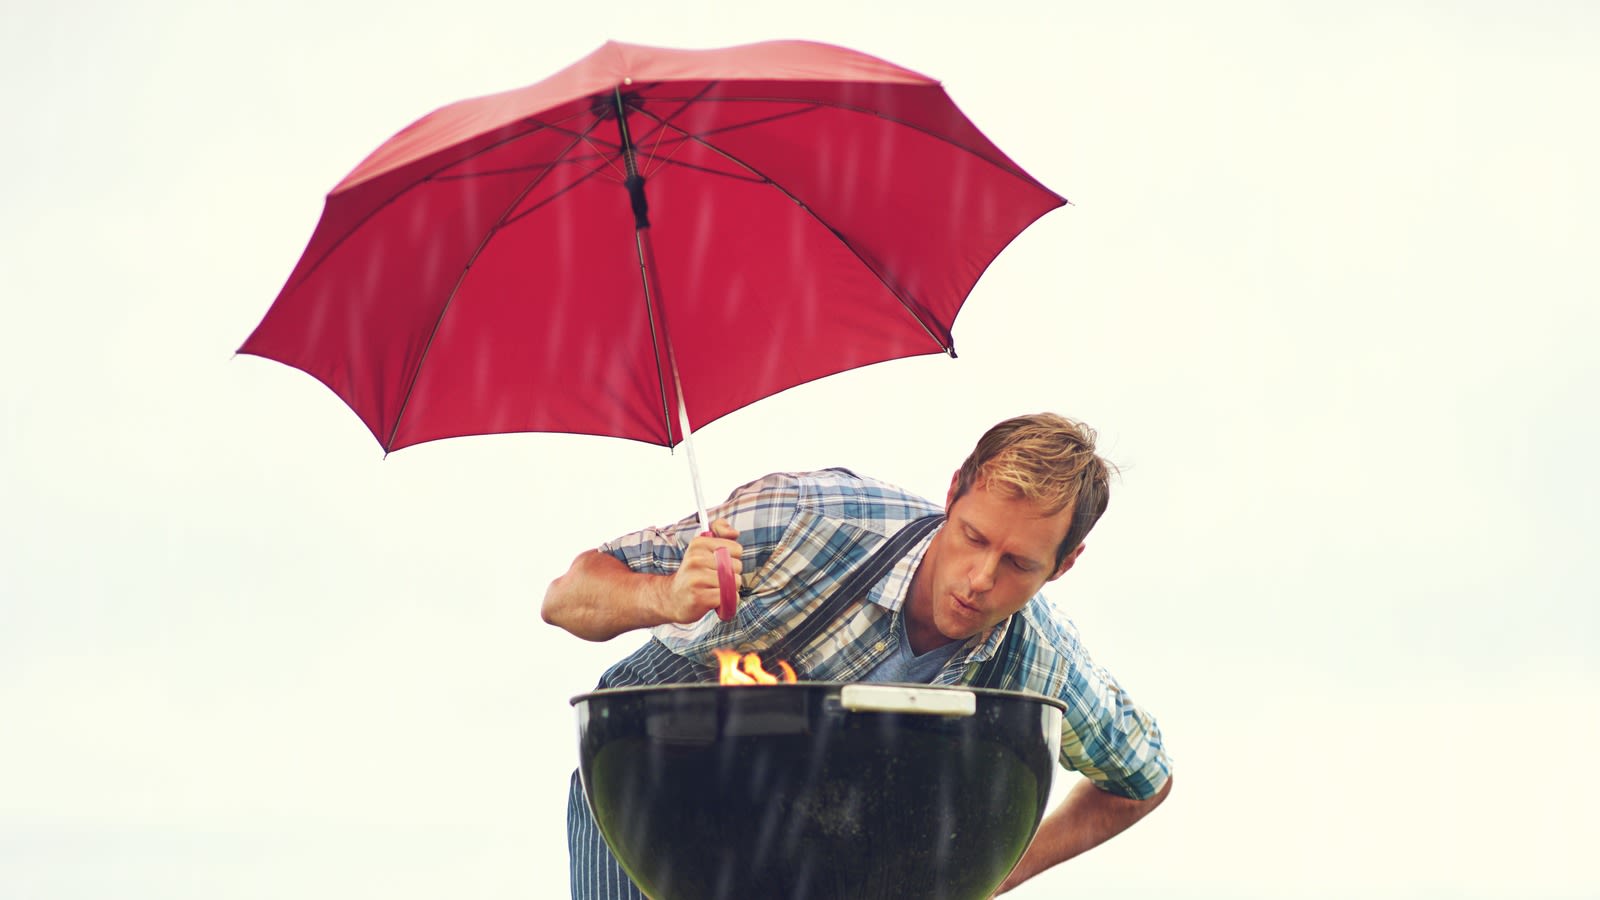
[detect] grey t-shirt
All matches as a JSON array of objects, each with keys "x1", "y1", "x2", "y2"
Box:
[{"x1": 859, "y1": 617, "x2": 962, "y2": 684}]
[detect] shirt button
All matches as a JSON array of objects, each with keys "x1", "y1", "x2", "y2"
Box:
[{"x1": 874, "y1": 641, "x2": 887, "y2": 652}]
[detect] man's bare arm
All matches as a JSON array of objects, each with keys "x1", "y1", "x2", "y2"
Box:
[
  {"x1": 541, "y1": 520, "x2": 742, "y2": 642},
  {"x1": 995, "y1": 775, "x2": 1173, "y2": 894}
]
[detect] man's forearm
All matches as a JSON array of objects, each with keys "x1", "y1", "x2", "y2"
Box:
[
  {"x1": 996, "y1": 775, "x2": 1172, "y2": 894},
  {"x1": 541, "y1": 549, "x2": 673, "y2": 641},
  {"x1": 542, "y1": 521, "x2": 743, "y2": 642}
]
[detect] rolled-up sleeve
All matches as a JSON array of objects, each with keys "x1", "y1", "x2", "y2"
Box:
[
  {"x1": 598, "y1": 471, "x2": 805, "y2": 576},
  {"x1": 599, "y1": 520, "x2": 694, "y2": 576},
  {"x1": 1058, "y1": 656, "x2": 1171, "y2": 799},
  {"x1": 1012, "y1": 604, "x2": 1171, "y2": 800}
]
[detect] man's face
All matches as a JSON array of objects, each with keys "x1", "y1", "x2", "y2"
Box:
[{"x1": 910, "y1": 477, "x2": 1080, "y2": 646}]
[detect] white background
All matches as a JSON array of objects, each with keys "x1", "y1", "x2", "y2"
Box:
[{"x1": 3, "y1": 1, "x2": 1596, "y2": 897}]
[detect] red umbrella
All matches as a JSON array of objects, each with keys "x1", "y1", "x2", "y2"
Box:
[{"x1": 240, "y1": 39, "x2": 1063, "y2": 526}]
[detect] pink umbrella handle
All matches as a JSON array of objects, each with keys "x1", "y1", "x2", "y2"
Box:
[
  {"x1": 714, "y1": 546, "x2": 737, "y2": 621},
  {"x1": 701, "y1": 531, "x2": 738, "y2": 622}
]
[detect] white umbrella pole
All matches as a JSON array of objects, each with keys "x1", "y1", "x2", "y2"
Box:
[{"x1": 667, "y1": 348, "x2": 710, "y2": 533}]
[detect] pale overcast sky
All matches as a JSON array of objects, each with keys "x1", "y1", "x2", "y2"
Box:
[{"x1": 3, "y1": 1, "x2": 1596, "y2": 898}]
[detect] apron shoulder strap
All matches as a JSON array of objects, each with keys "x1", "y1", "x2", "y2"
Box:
[{"x1": 765, "y1": 513, "x2": 944, "y2": 666}]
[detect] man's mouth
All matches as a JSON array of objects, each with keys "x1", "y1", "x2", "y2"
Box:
[{"x1": 951, "y1": 594, "x2": 981, "y2": 616}]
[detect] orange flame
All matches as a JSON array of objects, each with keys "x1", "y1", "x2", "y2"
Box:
[{"x1": 714, "y1": 649, "x2": 798, "y2": 685}]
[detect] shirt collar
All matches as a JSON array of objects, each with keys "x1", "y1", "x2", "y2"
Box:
[{"x1": 867, "y1": 525, "x2": 936, "y2": 613}]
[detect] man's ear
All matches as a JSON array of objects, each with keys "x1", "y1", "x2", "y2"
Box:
[
  {"x1": 1048, "y1": 543, "x2": 1085, "y2": 582},
  {"x1": 945, "y1": 472, "x2": 960, "y2": 511}
]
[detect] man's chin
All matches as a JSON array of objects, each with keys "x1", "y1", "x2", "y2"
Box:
[{"x1": 935, "y1": 612, "x2": 982, "y2": 643}]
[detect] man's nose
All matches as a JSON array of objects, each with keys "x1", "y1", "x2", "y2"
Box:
[{"x1": 969, "y1": 553, "x2": 999, "y2": 593}]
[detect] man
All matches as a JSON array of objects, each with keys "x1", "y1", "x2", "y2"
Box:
[{"x1": 543, "y1": 413, "x2": 1172, "y2": 897}]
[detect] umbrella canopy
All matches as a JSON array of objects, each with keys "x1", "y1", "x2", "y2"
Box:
[{"x1": 239, "y1": 39, "x2": 1064, "y2": 454}]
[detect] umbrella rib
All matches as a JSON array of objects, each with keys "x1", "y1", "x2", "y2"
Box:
[
  {"x1": 643, "y1": 92, "x2": 1052, "y2": 190},
  {"x1": 633, "y1": 105, "x2": 956, "y2": 356},
  {"x1": 392, "y1": 145, "x2": 622, "y2": 237},
  {"x1": 646, "y1": 104, "x2": 823, "y2": 146},
  {"x1": 430, "y1": 156, "x2": 602, "y2": 182},
  {"x1": 383, "y1": 122, "x2": 603, "y2": 452},
  {"x1": 427, "y1": 122, "x2": 631, "y2": 192},
  {"x1": 280, "y1": 113, "x2": 594, "y2": 299},
  {"x1": 498, "y1": 165, "x2": 612, "y2": 228}
]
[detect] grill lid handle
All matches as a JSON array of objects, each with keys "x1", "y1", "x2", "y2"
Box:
[{"x1": 838, "y1": 684, "x2": 977, "y2": 717}]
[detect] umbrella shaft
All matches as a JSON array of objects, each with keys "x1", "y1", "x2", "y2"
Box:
[
  {"x1": 614, "y1": 88, "x2": 640, "y2": 178},
  {"x1": 614, "y1": 88, "x2": 651, "y2": 229}
]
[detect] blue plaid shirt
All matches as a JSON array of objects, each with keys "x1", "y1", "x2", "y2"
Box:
[{"x1": 599, "y1": 468, "x2": 1171, "y2": 800}]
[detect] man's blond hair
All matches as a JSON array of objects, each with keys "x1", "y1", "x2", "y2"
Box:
[{"x1": 952, "y1": 413, "x2": 1114, "y2": 566}]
